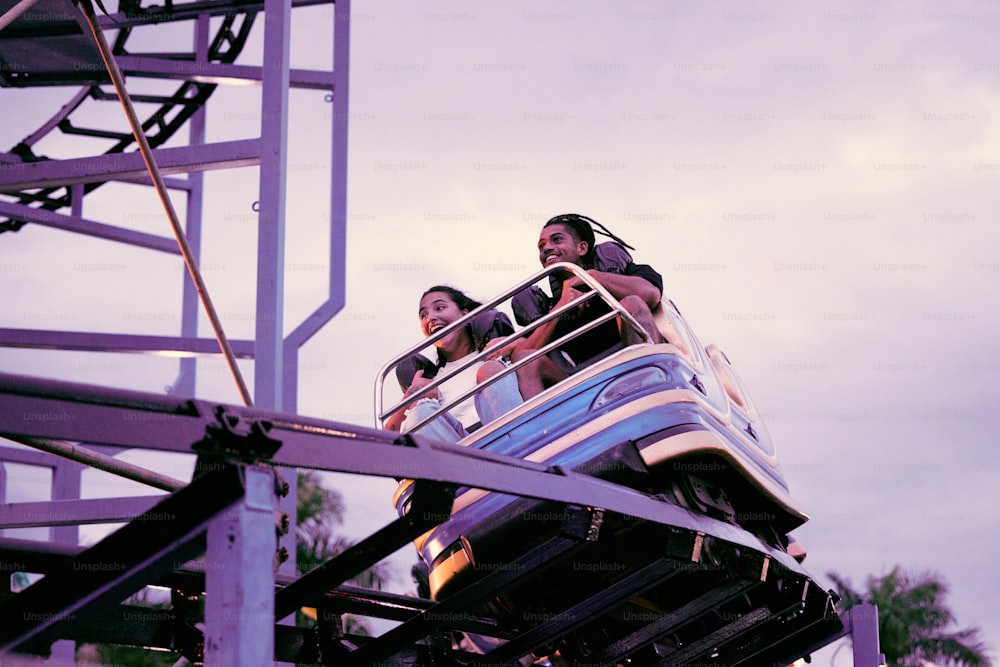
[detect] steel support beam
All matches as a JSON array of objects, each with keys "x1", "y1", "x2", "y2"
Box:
[
  {"x1": 0, "y1": 495, "x2": 161, "y2": 529},
  {"x1": 850, "y1": 604, "x2": 885, "y2": 667},
  {"x1": 0, "y1": 201, "x2": 181, "y2": 253},
  {"x1": 115, "y1": 55, "x2": 335, "y2": 89},
  {"x1": 273, "y1": 480, "x2": 454, "y2": 620},
  {"x1": 0, "y1": 329, "x2": 255, "y2": 356},
  {"x1": 253, "y1": 0, "x2": 291, "y2": 412},
  {"x1": 0, "y1": 373, "x2": 803, "y2": 569},
  {"x1": 342, "y1": 507, "x2": 602, "y2": 666},
  {"x1": 0, "y1": 139, "x2": 260, "y2": 192},
  {"x1": 95, "y1": 0, "x2": 332, "y2": 29},
  {"x1": 204, "y1": 465, "x2": 277, "y2": 665}
]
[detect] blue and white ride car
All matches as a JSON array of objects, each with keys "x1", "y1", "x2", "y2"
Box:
[{"x1": 376, "y1": 264, "x2": 808, "y2": 603}]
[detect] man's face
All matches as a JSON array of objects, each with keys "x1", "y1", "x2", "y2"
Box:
[{"x1": 537, "y1": 223, "x2": 588, "y2": 268}]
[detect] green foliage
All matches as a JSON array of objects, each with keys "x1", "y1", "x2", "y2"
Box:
[
  {"x1": 294, "y1": 470, "x2": 391, "y2": 635},
  {"x1": 297, "y1": 468, "x2": 346, "y2": 528},
  {"x1": 829, "y1": 566, "x2": 993, "y2": 667}
]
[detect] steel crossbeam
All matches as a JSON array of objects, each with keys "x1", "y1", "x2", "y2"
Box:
[{"x1": 0, "y1": 139, "x2": 261, "y2": 191}]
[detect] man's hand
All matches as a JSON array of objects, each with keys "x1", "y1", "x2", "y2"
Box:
[{"x1": 485, "y1": 336, "x2": 522, "y2": 361}]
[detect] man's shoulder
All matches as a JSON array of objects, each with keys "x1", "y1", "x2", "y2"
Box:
[
  {"x1": 594, "y1": 242, "x2": 633, "y2": 274},
  {"x1": 596, "y1": 241, "x2": 663, "y2": 292}
]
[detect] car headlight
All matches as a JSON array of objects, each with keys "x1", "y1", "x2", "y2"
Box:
[{"x1": 592, "y1": 366, "x2": 671, "y2": 410}]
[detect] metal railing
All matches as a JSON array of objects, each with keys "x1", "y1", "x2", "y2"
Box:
[{"x1": 374, "y1": 262, "x2": 654, "y2": 435}]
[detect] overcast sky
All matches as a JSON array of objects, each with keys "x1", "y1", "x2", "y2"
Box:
[{"x1": 2, "y1": 0, "x2": 998, "y2": 663}]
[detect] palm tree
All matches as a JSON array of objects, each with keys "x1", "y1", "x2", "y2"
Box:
[
  {"x1": 828, "y1": 566, "x2": 992, "y2": 667},
  {"x1": 295, "y1": 469, "x2": 392, "y2": 634}
]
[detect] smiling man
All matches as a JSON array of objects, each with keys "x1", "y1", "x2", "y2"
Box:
[{"x1": 506, "y1": 213, "x2": 666, "y2": 398}]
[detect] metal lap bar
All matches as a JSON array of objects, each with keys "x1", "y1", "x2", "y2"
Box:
[
  {"x1": 0, "y1": 465, "x2": 246, "y2": 655},
  {"x1": 401, "y1": 304, "x2": 622, "y2": 434},
  {"x1": 382, "y1": 286, "x2": 599, "y2": 415},
  {"x1": 272, "y1": 480, "x2": 456, "y2": 620},
  {"x1": 375, "y1": 262, "x2": 652, "y2": 428},
  {"x1": 377, "y1": 277, "x2": 602, "y2": 426},
  {"x1": 340, "y1": 506, "x2": 602, "y2": 666}
]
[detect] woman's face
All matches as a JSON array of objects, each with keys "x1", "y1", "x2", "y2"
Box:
[{"x1": 418, "y1": 291, "x2": 468, "y2": 342}]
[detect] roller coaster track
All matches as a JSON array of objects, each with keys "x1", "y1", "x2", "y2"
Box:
[{"x1": 0, "y1": 371, "x2": 884, "y2": 665}]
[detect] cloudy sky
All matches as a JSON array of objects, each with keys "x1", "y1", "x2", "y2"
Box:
[{"x1": 2, "y1": 0, "x2": 998, "y2": 662}]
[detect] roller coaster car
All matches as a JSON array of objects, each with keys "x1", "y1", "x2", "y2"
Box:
[{"x1": 376, "y1": 264, "x2": 809, "y2": 616}]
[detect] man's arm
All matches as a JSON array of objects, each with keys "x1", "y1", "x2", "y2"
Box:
[
  {"x1": 583, "y1": 269, "x2": 662, "y2": 310},
  {"x1": 488, "y1": 281, "x2": 585, "y2": 360}
]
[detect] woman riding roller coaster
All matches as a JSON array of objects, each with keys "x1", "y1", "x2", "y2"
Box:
[{"x1": 383, "y1": 286, "x2": 523, "y2": 443}]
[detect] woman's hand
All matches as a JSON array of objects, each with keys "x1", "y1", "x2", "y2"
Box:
[{"x1": 404, "y1": 370, "x2": 439, "y2": 403}]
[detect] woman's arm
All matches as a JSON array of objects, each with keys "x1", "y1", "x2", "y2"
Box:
[{"x1": 383, "y1": 371, "x2": 438, "y2": 432}]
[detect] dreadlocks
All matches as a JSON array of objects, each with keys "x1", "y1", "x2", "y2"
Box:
[{"x1": 542, "y1": 213, "x2": 636, "y2": 269}]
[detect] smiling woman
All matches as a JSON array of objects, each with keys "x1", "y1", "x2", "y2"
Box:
[{"x1": 381, "y1": 285, "x2": 523, "y2": 439}]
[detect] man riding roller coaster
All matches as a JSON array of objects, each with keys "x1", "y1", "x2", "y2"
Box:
[{"x1": 492, "y1": 213, "x2": 667, "y2": 399}]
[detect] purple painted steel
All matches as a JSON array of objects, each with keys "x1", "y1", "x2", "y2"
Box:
[
  {"x1": 0, "y1": 201, "x2": 181, "y2": 254},
  {"x1": 115, "y1": 55, "x2": 336, "y2": 89},
  {"x1": 204, "y1": 466, "x2": 277, "y2": 664},
  {"x1": 173, "y1": 14, "x2": 211, "y2": 399},
  {"x1": 0, "y1": 139, "x2": 261, "y2": 191},
  {"x1": 0, "y1": 495, "x2": 161, "y2": 529},
  {"x1": 50, "y1": 458, "x2": 83, "y2": 545},
  {"x1": 850, "y1": 604, "x2": 885, "y2": 666},
  {"x1": 0, "y1": 329, "x2": 254, "y2": 356},
  {"x1": 94, "y1": 0, "x2": 332, "y2": 28},
  {"x1": 254, "y1": 0, "x2": 292, "y2": 411},
  {"x1": 9, "y1": 436, "x2": 186, "y2": 492},
  {"x1": 282, "y1": 0, "x2": 350, "y2": 411},
  {"x1": 0, "y1": 446, "x2": 54, "y2": 467}
]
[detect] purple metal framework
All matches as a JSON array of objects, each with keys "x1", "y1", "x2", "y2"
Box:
[
  {"x1": 0, "y1": 0, "x2": 349, "y2": 412},
  {"x1": 1, "y1": 0, "x2": 348, "y2": 661},
  {"x1": 1, "y1": 0, "x2": 348, "y2": 580},
  {"x1": 0, "y1": 1, "x2": 886, "y2": 664}
]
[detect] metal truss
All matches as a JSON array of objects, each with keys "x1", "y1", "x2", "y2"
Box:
[
  {"x1": 0, "y1": 371, "x2": 885, "y2": 665},
  {"x1": 1, "y1": 3, "x2": 350, "y2": 658},
  {"x1": 0, "y1": 0, "x2": 349, "y2": 411}
]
